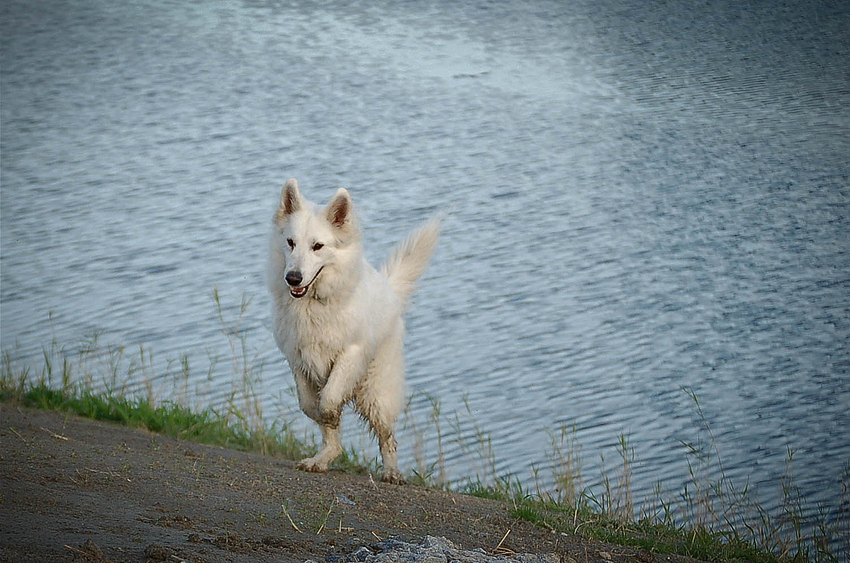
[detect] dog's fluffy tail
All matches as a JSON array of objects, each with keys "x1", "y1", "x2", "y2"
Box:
[{"x1": 382, "y1": 216, "x2": 440, "y2": 308}]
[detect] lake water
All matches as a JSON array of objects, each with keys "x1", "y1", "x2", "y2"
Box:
[{"x1": 2, "y1": 0, "x2": 848, "y2": 540}]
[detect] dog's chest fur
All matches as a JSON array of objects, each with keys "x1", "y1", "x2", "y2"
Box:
[{"x1": 277, "y1": 298, "x2": 356, "y2": 388}]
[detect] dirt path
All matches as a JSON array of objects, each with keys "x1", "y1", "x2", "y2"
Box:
[{"x1": 1, "y1": 405, "x2": 697, "y2": 562}]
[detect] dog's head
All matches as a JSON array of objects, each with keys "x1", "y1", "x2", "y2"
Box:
[{"x1": 271, "y1": 179, "x2": 360, "y2": 300}]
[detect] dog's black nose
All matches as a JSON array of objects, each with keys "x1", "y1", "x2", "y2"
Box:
[{"x1": 285, "y1": 270, "x2": 303, "y2": 287}]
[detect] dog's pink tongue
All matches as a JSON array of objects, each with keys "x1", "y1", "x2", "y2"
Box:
[{"x1": 291, "y1": 287, "x2": 307, "y2": 298}]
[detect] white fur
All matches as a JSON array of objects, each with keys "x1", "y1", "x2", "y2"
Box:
[{"x1": 268, "y1": 178, "x2": 439, "y2": 484}]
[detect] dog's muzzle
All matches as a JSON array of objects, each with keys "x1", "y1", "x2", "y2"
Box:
[{"x1": 285, "y1": 267, "x2": 322, "y2": 299}]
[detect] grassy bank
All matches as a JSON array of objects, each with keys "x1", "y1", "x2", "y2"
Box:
[{"x1": 2, "y1": 341, "x2": 846, "y2": 563}]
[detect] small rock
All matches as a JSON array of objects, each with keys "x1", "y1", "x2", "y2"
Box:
[
  {"x1": 213, "y1": 532, "x2": 247, "y2": 549},
  {"x1": 515, "y1": 554, "x2": 559, "y2": 563},
  {"x1": 350, "y1": 546, "x2": 374, "y2": 561},
  {"x1": 373, "y1": 538, "x2": 408, "y2": 552},
  {"x1": 72, "y1": 539, "x2": 104, "y2": 562},
  {"x1": 423, "y1": 536, "x2": 455, "y2": 550},
  {"x1": 336, "y1": 493, "x2": 357, "y2": 505},
  {"x1": 145, "y1": 543, "x2": 172, "y2": 561}
]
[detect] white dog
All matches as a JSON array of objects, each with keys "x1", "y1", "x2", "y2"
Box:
[{"x1": 268, "y1": 179, "x2": 439, "y2": 483}]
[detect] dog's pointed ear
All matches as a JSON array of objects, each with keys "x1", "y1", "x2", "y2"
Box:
[
  {"x1": 276, "y1": 179, "x2": 302, "y2": 222},
  {"x1": 325, "y1": 188, "x2": 353, "y2": 231}
]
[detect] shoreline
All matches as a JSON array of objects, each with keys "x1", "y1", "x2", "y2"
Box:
[{"x1": 1, "y1": 405, "x2": 696, "y2": 563}]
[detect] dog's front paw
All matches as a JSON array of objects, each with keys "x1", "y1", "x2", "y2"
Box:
[
  {"x1": 380, "y1": 467, "x2": 405, "y2": 485},
  {"x1": 297, "y1": 456, "x2": 329, "y2": 473}
]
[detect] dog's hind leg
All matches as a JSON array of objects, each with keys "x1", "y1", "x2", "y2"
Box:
[
  {"x1": 357, "y1": 395, "x2": 403, "y2": 484},
  {"x1": 376, "y1": 421, "x2": 403, "y2": 485},
  {"x1": 356, "y1": 340, "x2": 406, "y2": 484}
]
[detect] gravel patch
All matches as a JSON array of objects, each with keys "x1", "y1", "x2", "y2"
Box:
[{"x1": 313, "y1": 536, "x2": 558, "y2": 563}]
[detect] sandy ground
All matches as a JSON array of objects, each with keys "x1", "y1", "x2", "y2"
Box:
[{"x1": 1, "y1": 405, "x2": 700, "y2": 562}]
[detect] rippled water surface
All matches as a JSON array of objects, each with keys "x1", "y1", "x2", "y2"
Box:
[{"x1": 2, "y1": 0, "x2": 848, "y2": 530}]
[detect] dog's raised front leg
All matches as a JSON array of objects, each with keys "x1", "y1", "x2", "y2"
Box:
[
  {"x1": 318, "y1": 345, "x2": 367, "y2": 427},
  {"x1": 297, "y1": 347, "x2": 365, "y2": 473},
  {"x1": 293, "y1": 373, "x2": 343, "y2": 472}
]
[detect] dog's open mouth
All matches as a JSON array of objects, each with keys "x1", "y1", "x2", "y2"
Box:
[{"x1": 288, "y1": 267, "x2": 323, "y2": 299}]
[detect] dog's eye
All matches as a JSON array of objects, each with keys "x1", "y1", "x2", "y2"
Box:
[
  {"x1": 286, "y1": 238, "x2": 295, "y2": 250},
  {"x1": 311, "y1": 242, "x2": 324, "y2": 252}
]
